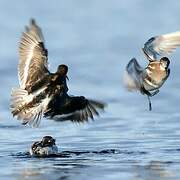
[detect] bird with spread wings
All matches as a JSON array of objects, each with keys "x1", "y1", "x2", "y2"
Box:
[
  {"x1": 11, "y1": 19, "x2": 105, "y2": 127},
  {"x1": 124, "y1": 31, "x2": 180, "y2": 110}
]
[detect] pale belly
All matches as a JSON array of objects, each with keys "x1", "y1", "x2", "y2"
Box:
[
  {"x1": 143, "y1": 71, "x2": 167, "y2": 91},
  {"x1": 30, "y1": 145, "x2": 58, "y2": 156}
]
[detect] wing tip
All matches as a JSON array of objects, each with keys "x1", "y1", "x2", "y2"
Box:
[{"x1": 123, "y1": 68, "x2": 140, "y2": 91}]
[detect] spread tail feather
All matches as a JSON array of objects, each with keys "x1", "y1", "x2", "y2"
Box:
[
  {"x1": 11, "y1": 88, "x2": 50, "y2": 127},
  {"x1": 11, "y1": 88, "x2": 34, "y2": 116}
]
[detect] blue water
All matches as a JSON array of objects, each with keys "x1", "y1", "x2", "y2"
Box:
[{"x1": 1, "y1": 0, "x2": 180, "y2": 179}]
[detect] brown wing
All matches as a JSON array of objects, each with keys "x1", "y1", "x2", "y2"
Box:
[
  {"x1": 18, "y1": 19, "x2": 49, "y2": 91},
  {"x1": 64, "y1": 99, "x2": 105, "y2": 123},
  {"x1": 44, "y1": 95, "x2": 106, "y2": 123}
]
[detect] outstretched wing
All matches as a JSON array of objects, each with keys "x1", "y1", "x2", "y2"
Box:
[
  {"x1": 142, "y1": 31, "x2": 180, "y2": 61},
  {"x1": 44, "y1": 95, "x2": 106, "y2": 123},
  {"x1": 123, "y1": 58, "x2": 144, "y2": 91},
  {"x1": 18, "y1": 19, "x2": 49, "y2": 91}
]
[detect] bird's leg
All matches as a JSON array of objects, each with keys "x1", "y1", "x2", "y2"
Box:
[
  {"x1": 147, "y1": 90, "x2": 159, "y2": 111},
  {"x1": 147, "y1": 95, "x2": 152, "y2": 111},
  {"x1": 140, "y1": 87, "x2": 159, "y2": 111}
]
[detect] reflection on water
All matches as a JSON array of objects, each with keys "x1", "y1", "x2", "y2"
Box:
[
  {"x1": 1, "y1": 0, "x2": 180, "y2": 179},
  {"x1": 13, "y1": 149, "x2": 145, "y2": 180},
  {"x1": 134, "y1": 161, "x2": 176, "y2": 180},
  {"x1": 12, "y1": 149, "x2": 179, "y2": 180}
]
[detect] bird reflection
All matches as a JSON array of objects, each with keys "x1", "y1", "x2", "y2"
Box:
[{"x1": 134, "y1": 161, "x2": 175, "y2": 180}]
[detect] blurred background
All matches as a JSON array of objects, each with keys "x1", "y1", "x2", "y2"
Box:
[{"x1": 0, "y1": 0, "x2": 180, "y2": 179}]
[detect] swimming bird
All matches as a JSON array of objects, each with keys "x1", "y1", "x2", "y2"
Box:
[
  {"x1": 11, "y1": 19, "x2": 105, "y2": 127},
  {"x1": 124, "y1": 31, "x2": 180, "y2": 110},
  {"x1": 29, "y1": 136, "x2": 58, "y2": 156}
]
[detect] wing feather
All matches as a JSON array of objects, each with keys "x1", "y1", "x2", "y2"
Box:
[
  {"x1": 143, "y1": 31, "x2": 180, "y2": 61},
  {"x1": 18, "y1": 19, "x2": 49, "y2": 91},
  {"x1": 11, "y1": 88, "x2": 51, "y2": 127},
  {"x1": 123, "y1": 58, "x2": 144, "y2": 91},
  {"x1": 44, "y1": 95, "x2": 106, "y2": 123}
]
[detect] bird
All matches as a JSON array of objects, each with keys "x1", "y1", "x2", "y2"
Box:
[
  {"x1": 124, "y1": 31, "x2": 180, "y2": 110},
  {"x1": 29, "y1": 136, "x2": 58, "y2": 156},
  {"x1": 11, "y1": 19, "x2": 105, "y2": 127}
]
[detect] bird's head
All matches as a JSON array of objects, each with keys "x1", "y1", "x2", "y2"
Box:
[
  {"x1": 160, "y1": 57, "x2": 170, "y2": 70},
  {"x1": 56, "y1": 64, "x2": 69, "y2": 80},
  {"x1": 41, "y1": 136, "x2": 56, "y2": 147}
]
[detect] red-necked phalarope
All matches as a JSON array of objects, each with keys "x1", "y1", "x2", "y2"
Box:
[
  {"x1": 124, "y1": 31, "x2": 180, "y2": 110},
  {"x1": 30, "y1": 136, "x2": 58, "y2": 156}
]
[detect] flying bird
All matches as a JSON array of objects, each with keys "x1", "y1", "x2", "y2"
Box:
[
  {"x1": 124, "y1": 31, "x2": 180, "y2": 110},
  {"x1": 11, "y1": 19, "x2": 105, "y2": 127}
]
